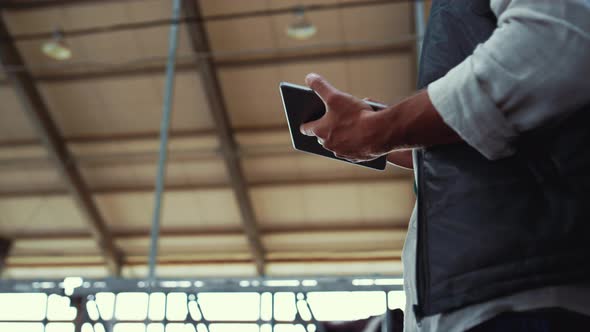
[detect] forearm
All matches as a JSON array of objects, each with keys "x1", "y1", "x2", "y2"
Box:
[{"x1": 374, "y1": 89, "x2": 462, "y2": 152}]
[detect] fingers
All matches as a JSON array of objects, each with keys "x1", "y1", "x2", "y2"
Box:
[{"x1": 306, "y1": 73, "x2": 339, "y2": 105}]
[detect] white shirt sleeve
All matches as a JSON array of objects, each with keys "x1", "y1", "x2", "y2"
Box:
[{"x1": 427, "y1": 0, "x2": 590, "y2": 160}]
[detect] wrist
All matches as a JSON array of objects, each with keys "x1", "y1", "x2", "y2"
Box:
[{"x1": 364, "y1": 106, "x2": 406, "y2": 155}]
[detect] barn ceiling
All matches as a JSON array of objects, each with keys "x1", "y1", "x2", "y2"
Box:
[{"x1": 0, "y1": 0, "x2": 422, "y2": 279}]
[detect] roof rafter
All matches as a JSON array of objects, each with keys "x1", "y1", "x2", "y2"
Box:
[
  {"x1": 0, "y1": 41, "x2": 413, "y2": 86},
  {"x1": 0, "y1": 16, "x2": 123, "y2": 276},
  {"x1": 0, "y1": 175, "x2": 412, "y2": 198},
  {"x1": 181, "y1": 0, "x2": 266, "y2": 275}
]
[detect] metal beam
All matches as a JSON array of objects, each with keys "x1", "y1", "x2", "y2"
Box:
[
  {"x1": 6, "y1": 256, "x2": 403, "y2": 269},
  {"x1": 10, "y1": 222, "x2": 408, "y2": 240},
  {"x1": 0, "y1": 175, "x2": 412, "y2": 198},
  {"x1": 6, "y1": 224, "x2": 407, "y2": 268},
  {"x1": 182, "y1": 0, "x2": 266, "y2": 276},
  {"x1": 0, "y1": 41, "x2": 413, "y2": 85},
  {"x1": 0, "y1": 125, "x2": 287, "y2": 148},
  {"x1": 2, "y1": 0, "x2": 411, "y2": 18},
  {"x1": 0, "y1": 0, "x2": 141, "y2": 10},
  {"x1": 0, "y1": 17, "x2": 122, "y2": 275},
  {"x1": 0, "y1": 276, "x2": 403, "y2": 294}
]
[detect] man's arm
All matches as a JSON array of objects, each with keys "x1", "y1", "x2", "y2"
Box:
[
  {"x1": 361, "y1": 96, "x2": 455, "y2": 170},
  {"x1": 300, "y1": 74, "x2": 461, "y2": 162},
  {"x1": 301, "y1": 1, "x2": 590, "y2": 162}
]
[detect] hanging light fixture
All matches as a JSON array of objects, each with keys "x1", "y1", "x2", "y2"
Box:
[
  {"x1": 42, "y1": 28, "x2": 72, "y2": 61},
  {"x1": 287, "y1": 6, "x2": 317, "y2": 40}
]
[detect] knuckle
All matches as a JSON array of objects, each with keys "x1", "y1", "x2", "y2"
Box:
[
  {"x1": 311, "y1": 80, "x2": 323, "y2": 92},
  {"x1": 314, "y1": 128, "x2": 327, "y2": 139},
  {"x1": 325, "y1": 93, "x2": 341, "y2": 106}
]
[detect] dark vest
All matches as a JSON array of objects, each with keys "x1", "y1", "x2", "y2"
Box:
[{"x1": 414, "y1": 0, "x2": 590, "y2": 319}]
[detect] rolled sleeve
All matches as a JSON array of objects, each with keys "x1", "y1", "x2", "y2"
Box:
[
  {"x1": 427, "y1": 0, "x2": 590, "y2": 160},
  {"x1": 428, "y1": 56, "x2": 517, "y2": 160}
]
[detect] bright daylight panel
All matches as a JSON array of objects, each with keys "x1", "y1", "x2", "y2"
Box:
[
  {"x1": 114, "y1": 323, "x2": 147, "y2": 332},
  {"x1": 115, "y1": 293, "x2": 148, "y2": 320},
  {"x1": 0, "y1": 323, "x2": 44, "y2": 332},
  {"x1": 47, "y1": 294, "x2": 76, "y2": 320},
  {"x1": 147, "y1": 323, "x2": 165, "y2": 332},
  {"x1": 198, "y1": 293, "x2": 260, "y2": 321},
  {"x1": 274, "y1": 293, "x2": 296, "y2": 321},
  {"x1": 260, "y1": 292, "x2": 273, "y2": 321},
  {"x1": 388, "y1": 291, "x2": 406, "y2": 310},
  {"x1": 166, "y1": 293, "x2": 188, "y2": 321},
  {"x1": 46, "y1": 323, "x2": 75, "y2": 332},
  {"x1": 0, "y1": 293, "x2": 47, "y2": 320},
  {"x1": 95, "y1": 293, "x2": 116, "y2": 320},
  {"x1": 209, "y1": 323, "x2": 259, "y2": 332},
  {"x1": 149, "y1": 293, "x2": 167, "y2": 321},
  {"x1": 275, "y1": 324, "x2": 307, "y2": 332},
  {"x1": 0, "y1": 290, "x2": 397, "y2": 331},
  {"x1": 166, "y1": 323, "x2": 197, "y2": 332},
  {"x1": 307, "y1": 291, "x2": 386, "y2": 321}
]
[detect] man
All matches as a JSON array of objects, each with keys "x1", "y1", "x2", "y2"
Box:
[{"x1": 300, "y1": 0, "x2": 590, "y2": 331}]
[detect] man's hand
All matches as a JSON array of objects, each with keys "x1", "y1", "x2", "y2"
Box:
[
  {"x1": 299, "y1": 73, "x2": 463, "y2": 164},
  {"x1": 299, "y1": 73, "x2": 392, "y2": 162}
]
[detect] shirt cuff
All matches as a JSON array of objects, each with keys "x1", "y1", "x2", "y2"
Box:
[{"x1": 427, "y1": 57, "x2": 517, "y2": 160}]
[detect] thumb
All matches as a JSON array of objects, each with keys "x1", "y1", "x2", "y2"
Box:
[
  {"x1": 306, "y1": 73, "x2": 339, "y2": 104},
  {"x1": 300, "y1": 118, "x2": 323, "y2": 137}
]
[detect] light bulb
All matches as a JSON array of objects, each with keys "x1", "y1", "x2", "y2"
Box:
[
  {"x1": 42, "y1": 29, "x2": 72, "y2": 61},
  {"x1": 287, "y1": 8, "x2": 317, "y2": 40}
]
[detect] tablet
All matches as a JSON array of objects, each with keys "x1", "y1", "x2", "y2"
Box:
[{"x1": 279, "y1": 82, "x2": 388, "y2": 171}]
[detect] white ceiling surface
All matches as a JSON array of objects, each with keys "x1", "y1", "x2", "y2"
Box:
[{"x1": 0, "y1": 0, "x2": 417, "y2": 278}]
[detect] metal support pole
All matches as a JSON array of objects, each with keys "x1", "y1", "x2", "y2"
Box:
[
  {"x1": 195, "y1": 294, "x2": 210, "y2": 330},
  {"x1": 302, "y1": 293, "x2": 324, "y2": 332},
  {"x1": 270, "y1": 292, "x2": 275, "y2": 332},
  {"x1": 107, "y1": 293, "x2": 117, "y2": 332},
  {"x1": 0, "y1": 237, "x2": 12, "y2": 275},
  {"x1": 382, "y1": 292, "x2": 393, "y2": 332},
  {"x1": 414, "y1": 0, "x2": 426, "y2": 63},
  {"x1": 148, "y1": 0, "x2": 182, "y2": 282},
  {"x1": 71, "y1": 296, "x2": 87, "y2": 332}
]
